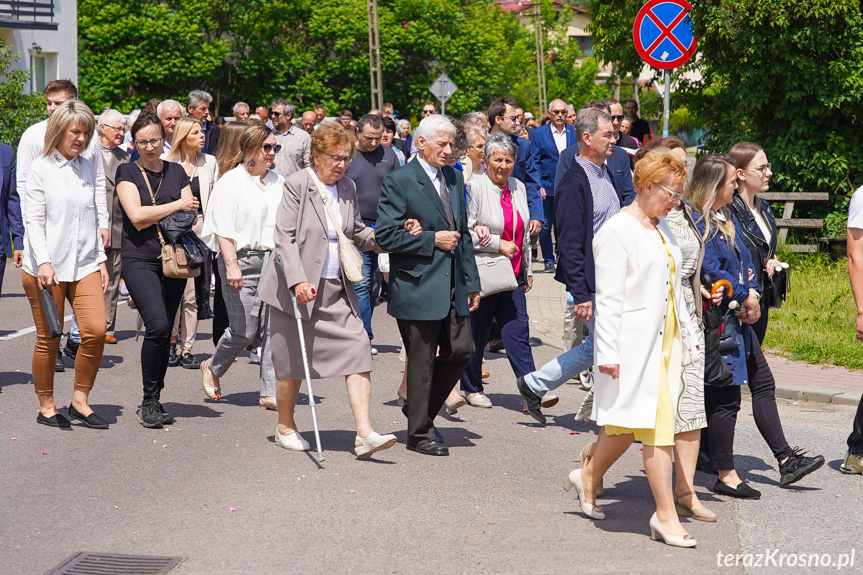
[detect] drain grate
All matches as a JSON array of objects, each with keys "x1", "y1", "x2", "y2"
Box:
[{"x1": 46, "y1": 552, "x2": 183, "y2": 575}]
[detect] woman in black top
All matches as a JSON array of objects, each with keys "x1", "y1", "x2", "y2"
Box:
[
  {"x1": 116, "y1": 112, "x2": 198, "y2": 428},
  {"x1": 727, "y1": 142, "x2": 780, "y2": 343}
]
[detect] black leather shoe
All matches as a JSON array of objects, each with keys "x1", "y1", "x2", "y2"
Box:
[
  {"x1": 407, "y1": 439, "x2": 449, "y2": 456},
  {"x1": 37, "y1": 412, "x2": 72, "y2": 428},
  {"x1": 54, "y1": 351, "x2": 65, "y2": 373},
  {"x1": 63, "y1": 338, "x2": 79, "y2": 361},
  {"x1": 712, "y1": 479, "x2": 761, "y2": 499},
  {"x1": 167, "y1": 343, "x2": 179, "y2": 367},
  {"x1": 67, "y1": 404, "x2": 109, "y2": 429},
  {"x1": 516, "y1": 376, "x2": 546, "y2": 424},
  {"x1": 179, "y1": 352, "x2": 200, "y2": 370},
  {"x1": 778, "y1": 447, "x2": 825, "y2": 486}
]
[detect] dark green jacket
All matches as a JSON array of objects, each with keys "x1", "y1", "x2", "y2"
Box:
[{"x1": 376, "y1": 159, "x2": 480, "y2": 320}]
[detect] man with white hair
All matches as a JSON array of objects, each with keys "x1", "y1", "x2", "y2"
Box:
[
  {"x1": 376, "y1": 115, "x2": 481, "y2": 457},
  {"x1": 187, "y1": 90, "x2": 220, "y2": 153},
  {"x1": 97, "y1": 109, "x2": 131, "y2": 344},
  {"x1": 156, "y1": 99, "x2": 183, "y2": 154},
  {"x1": 232, "y1": 102, "x2": 250, "y2": 122}
]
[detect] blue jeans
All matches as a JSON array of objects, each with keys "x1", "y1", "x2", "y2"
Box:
[
  {"x1": 70, "y1": 314, "x2": 81, "y2": 343},
  {"x1": 539, "y1": 195, "x2": 556, "y2": 264},
  {"x1": 353, "y1": 250, "x2": 380, "y2": 341},
  {"x1": 524, "y1": 294, "x2": 594, "y2": 396}
]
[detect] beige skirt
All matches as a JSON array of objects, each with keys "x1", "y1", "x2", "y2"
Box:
[{"x1": 270, "y1": 277, "x2": 372, "y2": 380}]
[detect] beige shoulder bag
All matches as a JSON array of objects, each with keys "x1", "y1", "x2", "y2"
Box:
[{"x1": 307, "y1": 167, "x2": 364, "y2": 283}]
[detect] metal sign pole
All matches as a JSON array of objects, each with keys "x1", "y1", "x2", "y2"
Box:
[
  {"x1": 662, "y1": 70, "x2": 670, "y2": 137},
  {"x1": 440, "y1": 79, "x2": 448, "y2": 115}
]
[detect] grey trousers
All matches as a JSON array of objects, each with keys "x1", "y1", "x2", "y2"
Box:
[
  {"x1": 104, "y1": 248, "x2": 123, "y2": 334},
  {"x1": 210, "y1": 250, "x2": 276, "y2": 397}
]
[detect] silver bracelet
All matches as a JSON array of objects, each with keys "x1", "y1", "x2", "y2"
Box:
[{"x1": 224, "y1": 257, "x2": 238, "y2": 263}]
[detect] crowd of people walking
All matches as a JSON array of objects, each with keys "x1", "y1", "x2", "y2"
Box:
[{"x1": 4, "y1": 77, "x2": 863, "y2": 550}]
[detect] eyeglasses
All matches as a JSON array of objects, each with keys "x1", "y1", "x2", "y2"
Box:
[
  {"x1": 610, "y1": 115, "x2": 626, "y2": 122},
  {"x1": 323, "y1": 152, "x2": 353, "y2": 165},
  {"x1": 134, "y1": 138, "x2": 163, "y2": 149},
  {"x1": 103, "y1": 124, "x2": 125, "y2": 132},
  {"x1": 271, "y1": 111, "x2": 283, "y2": 118},
  {"x1": 506, "y1": 115, "x2": 519, "y2": 123},
  {"x1": 549, "y1": 110, "x2": 567, "y2": 115},
  {"x1": 261, "y1": 144, "x2": 282, "y2": 153},
  {"x1": 747, "y1": 163, "x2": 772, "y2": 174},
  {"x1": 655, "y1": 182, "x2": 683, "y2": 200},
  {"x1": 422, "y1": 109, "x2": 435, "y2": 115}
]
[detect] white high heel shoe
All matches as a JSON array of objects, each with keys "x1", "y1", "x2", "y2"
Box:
[
  {"x1": 276, "y1": 428, "x2": 310, "y2": 451},
  {"x1": 563, "y1": 468, "x2": 605, "y2": 520},
  {"x1": 649, "y1": 513, "x2": 697, "y2": 548}
]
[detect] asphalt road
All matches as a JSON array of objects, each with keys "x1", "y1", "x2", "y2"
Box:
[{"x1": 0, "y1": 266, "x2": 859, "y2": 574}]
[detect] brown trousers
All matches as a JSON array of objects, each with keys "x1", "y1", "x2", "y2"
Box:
[{"x1": 23, "y1": 270, "x2": 106, "y2": 397}]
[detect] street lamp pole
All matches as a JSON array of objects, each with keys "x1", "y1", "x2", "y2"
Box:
[
  {"x1": 367, "y1": 0, "x2": 383, "y2": 110},
  {"x1": 533, "y1": 3, "x2": 547, "y2": 115}
]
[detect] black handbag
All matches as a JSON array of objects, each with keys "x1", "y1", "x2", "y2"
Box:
[
  {"x1": 763, "y1": 268, "x2": 789, "y2": 309},
  {"x1": 39, "y1": 285, "x2": 64, "y2": 339},
  {"x1": 702, "y1": 304, "x2": 734, "y2": 387}
]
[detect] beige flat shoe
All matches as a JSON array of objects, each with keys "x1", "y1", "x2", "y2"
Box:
[
  {"x1": 540, "y1": 394, "x2": 559, "y2": 408},
  {"x1": 445, "y1": 396, "x2": 467, "y2": 415},
  {"x1": 200, "y1": 359, "x2": 221, "y2": 400},
  {"x1": 463, "y1": 392, "x2": 492, "y2": 408},
  {"x1": 354, "y1": 431, "x2": 397, "y2": 457},
  {"x1": 675, "y1": 492, "x2": 717, "y2": 522},
  {"x1": 259, "y1": 396, "x2": 277, "y2": 410},
  {"x1": 276, "y1": 428, "x2": 310, "y2": 451}
]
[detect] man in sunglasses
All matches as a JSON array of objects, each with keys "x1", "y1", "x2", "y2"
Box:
[
  {"x1": 487, "y1": 96, "x2": 543, "y2": 236},
  {"x1": 271, "y1": 99, "x2": 311, "y2": 180},
  {"x1": 345, "y1": 114, "x2": 400, "y2": 352},
  {"x1": 605, "y1": 97, "x2": 639, "y2": 152},
  {"x1": 530, "y1": 99, "x2": 576, "y2": 274}
]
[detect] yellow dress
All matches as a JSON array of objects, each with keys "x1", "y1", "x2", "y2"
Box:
[{"x1": 606, "y1": 236, "x2": 679, "y2": 447}]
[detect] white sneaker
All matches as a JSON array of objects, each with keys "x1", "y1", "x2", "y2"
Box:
[
  {"x1": 371, "y1": 347, "x2": 378, "y2": 356},
  {"x1": 579, "y1": 368, "x2": 594, "y2": 390},
  {"x1": 276, "y1": 429, "x2": 310, "y2": 451}
]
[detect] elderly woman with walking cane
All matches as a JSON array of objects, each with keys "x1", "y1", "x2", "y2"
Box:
[{"x1": 259, "y1": 121, "x2": 421, "y2": 457}]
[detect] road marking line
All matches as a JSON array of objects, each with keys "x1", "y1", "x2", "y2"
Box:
[{"x1": 0, "y1": 314, "x2": 74, "y2": 342}]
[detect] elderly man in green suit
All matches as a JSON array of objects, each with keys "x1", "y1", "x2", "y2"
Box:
[{"x1": 376, "y1": 115, "x2": 481, "y2": 456}]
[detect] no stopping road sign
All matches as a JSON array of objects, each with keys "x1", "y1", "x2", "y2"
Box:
[{"x1": 633, "y1": 0, "x2": 697, "y2": 70}]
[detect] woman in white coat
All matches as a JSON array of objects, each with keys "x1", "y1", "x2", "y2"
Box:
[{"x1": 564, "y1": 149, "x2": 699, "y2": 548}]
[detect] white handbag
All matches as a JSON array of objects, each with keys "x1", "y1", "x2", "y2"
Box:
[{"x1": 307, "y1": 168, "x2": 364, "y2": 283}]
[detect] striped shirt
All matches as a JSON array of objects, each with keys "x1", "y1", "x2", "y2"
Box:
[{"x1": 575, "y1": 155, "x2": 620, "y2": 234}]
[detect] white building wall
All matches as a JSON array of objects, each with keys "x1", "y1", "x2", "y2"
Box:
[{"x1": 0, "y1": 0, "x2": 77, "y2": 93}]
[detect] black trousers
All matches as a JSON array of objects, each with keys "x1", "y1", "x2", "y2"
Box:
[
  {"x1": 212, "y1": 254, "x2": 229, "y2": 345},
  {"x1": 397, "y1": 301, "x2": 474, "y2": 445},
  {"x1": 848, "y1": 398, "x2": 863, "y2": 455},
  {"x1": 702, "y1": 332, "x2": 793, "y2": 470},
  {"x1": 122, "y1": 258, "x2": 186, "y2": 401}
]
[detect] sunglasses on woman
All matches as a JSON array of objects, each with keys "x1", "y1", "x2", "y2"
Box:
[{"x1": 261, "y1": 144, "x2": 282, "y2": 153}]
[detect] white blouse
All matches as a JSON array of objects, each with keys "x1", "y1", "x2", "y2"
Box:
[
  {"x1": 22, "y1": 151, "x2": 107, "y2": 282},
  {"x1": 201, "y1": 166, "x2": 284, "y2": 252},
  {"x1": 321, "y1": 183, "x2": 342, "y2": 279}
]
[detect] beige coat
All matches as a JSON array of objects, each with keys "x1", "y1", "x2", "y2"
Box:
[
  {"x1": 258, "y1": 167, "x2": 377, "y2": 320},
  {"x1": 102, "y1": 145, "x2": 131, "y2": 249}
]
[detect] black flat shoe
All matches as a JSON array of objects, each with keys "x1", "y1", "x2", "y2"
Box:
[
  {"x1": 179, "y1": 352, "x2": 200, "y2": 370},
  {"x1": 516, "y1": 376, "x2": 546, "y2": 424},
  {"x1": 167, "y1": 343, "x2": 179, "y2": 367},
  {"x1": 63, "y1": 338, "x2": 79, "y2": 361},
  {"x1": 55, "y1": 351, "x2": 65, "y2": 373},
  {"x1": 67, "y1": 405, "x2": 109, "y2": 429},
  {"x1": 712, "y1": 479, "x2": 761, "y2": 499},
  {"x1": 407, "y1": 439, "x2": 449, "y2": 456},
  {"x1": 37, "y1": 412, "x2": 72, "y2": 428},
  {"x1": 157, "y1": 402, "x2": 175, "y2": 425}
]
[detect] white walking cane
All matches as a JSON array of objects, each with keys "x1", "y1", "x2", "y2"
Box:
[{"x1": 275, "y1": 254, "x2": 325, "y2": 462}]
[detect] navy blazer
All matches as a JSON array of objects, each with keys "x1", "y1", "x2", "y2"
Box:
[
  {"x1": 553, "y1": 157, "x2": 621, "y2": 305},
  {"x1": 509, "y1": 134, "x2": 542, "y2": 222},
  {"x1": 694, "y1": 209, "x2": 762, "y2": 386},
  {"x1": 0, "y1": 143, "x2": 23, "y2": 258},
  {"x1": 530, "y1": 123, "x2": 576, "y2": 195},
  {"x1": 376, "y1": 159, "x2": 480, "y2": 321},
  {"x1": 554, "y1": 143, "x2": 636, "y2": 207}
]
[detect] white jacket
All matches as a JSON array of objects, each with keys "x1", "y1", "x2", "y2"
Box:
[{"x1": 591, "y1": 211, "x2": 697, "y2": 430}]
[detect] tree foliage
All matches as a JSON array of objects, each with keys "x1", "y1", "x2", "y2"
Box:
[
  {"x1": 588, "y1": 0, "x2": 863, "y2": 231},
  {"x1": 0, "y1": 39, "x2": 46, "y2": 149},
  {"x1": 78, "y1": 0, "x2": 602, "y2": 119}
]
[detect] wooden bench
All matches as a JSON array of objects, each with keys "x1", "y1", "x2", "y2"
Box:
[{"x1": 759, "y1": 192, "x2": 830, "y2": 253}]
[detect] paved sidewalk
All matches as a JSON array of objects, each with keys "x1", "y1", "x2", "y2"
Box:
[{"x1": 526, "y1": 262, "x2": 863, "y2": 407}]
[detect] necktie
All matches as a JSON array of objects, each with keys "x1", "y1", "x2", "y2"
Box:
[{"x1": 436, "y1": 169, "x2": 455, "y2": 230}]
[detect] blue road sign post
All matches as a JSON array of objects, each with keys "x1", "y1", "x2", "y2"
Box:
[{"x1": 633, "y1": 0, "x2": 697, "y2": 137}]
